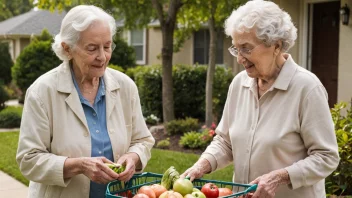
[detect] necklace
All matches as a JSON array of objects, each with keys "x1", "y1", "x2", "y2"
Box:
[{"x1": 79, "y1": 79, "x2": 99, "y2": 94}]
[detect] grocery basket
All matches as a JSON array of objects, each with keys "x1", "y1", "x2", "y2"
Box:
[{"x1": 106, "y1": 172, "x2": 257, "y2": 198}]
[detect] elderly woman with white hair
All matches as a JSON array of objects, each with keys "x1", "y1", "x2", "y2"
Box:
[
  {"x1": 16, "y1": 5, "x2": 154, "y2": 198},
  {"x1": 181, "y1": 0, "x2": 339, "y2": 197}
]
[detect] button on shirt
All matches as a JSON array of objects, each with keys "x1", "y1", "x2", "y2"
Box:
[
  {"x1": 71, "y1": 71, "x2": 113, "y2": 198},
  {"x1": 201, "y1": 54, "x2": 339, "y2": 198}
]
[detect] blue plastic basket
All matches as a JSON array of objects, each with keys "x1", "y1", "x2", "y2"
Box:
[{"x1": 106, "y1": 172, "x2": 257, "y2": 198}]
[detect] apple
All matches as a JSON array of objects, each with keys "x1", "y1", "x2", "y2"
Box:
[
  {"x1": 192, "y1": 188, "x2": 200, "y2": 192},
  {"x1": 201, "y1": 183, "x2": 219, "y2": 198},
  {"x1": 159, "y1": 191, "x2": 183, "y2": 198},
  {"x1": 173, "y1": 178, "x2": 193, "y2": 196},
  {"x1": 184, "y1": 194, "x2": 195, "y2": 198},
  {"x1": 191, "y1": 191, "x2": 206, "y2": 198},
  {"x1": 133, "y1": 193, "x2": 149, "y2": 198},
  {"x1": 218, "y1": 188, "x2": 232, "y2": 197},
  {"x1": 150, "y1": 184, "x2": 167, "y2": 198},
  {"x1": 138, "y1": 186, "x2": 156, "y2": 198}
]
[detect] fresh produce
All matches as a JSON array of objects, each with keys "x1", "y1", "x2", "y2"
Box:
[
  {"x1": 133, "y1": 193, "x2": 149, "y2": 198},
  {"x1": 105, "y1": 163, "x2": 126, "y2": 174},
  {"x1": 201, "y1": 183, "x2": 219, "y2": 198},
  {"x1": 159, "y1": 191, "x2": 183, "y2": 198},
  {"x1": 192, "y1": 188, "x2": 200, "y2": 192},
  {"x1": 117, "y1": 190, "x2": 133, "y2": 198},
  {"x1": 191, "y1": 191, "x2": 206, "y2": 198},
  {"x1": 184, "y1": 194, "x2": 195, "y2": 198},
  {"x1": 161, "y1": 166, "x2": 180, "y2": 190},
  {"x1": 172, "y1": 178, "x2": 193, "y2": 196},
  {"x1": 150, "y1": 184, "x2": 167, "y2": 197},
  {"x1": 218, "y1": 188, "x2": 233, "y2": 197},
  {"x1": 137, "y1": 186, "x2": 156, "y2": 198}
]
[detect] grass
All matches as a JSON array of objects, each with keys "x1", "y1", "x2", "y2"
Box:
[
  {"x1": 0, "y1": 131, "x2": 233, "y2": 187},
  {"x1": 0, "y1": 131, "x2": 29, "y2": 185},
  {"x1": 145, "y1": 149, "x2": 234, "y2": 181},
  {"x1": 0, "y1": 106, "x2": 23, "y2": 115}
]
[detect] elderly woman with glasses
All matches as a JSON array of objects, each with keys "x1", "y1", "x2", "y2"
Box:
[
  {"x1": 181, "y1": 0, "x2": 339, "y2": 197},
  {"x1": 16, "y1": 5, "x2": 154, "y2": 198}
]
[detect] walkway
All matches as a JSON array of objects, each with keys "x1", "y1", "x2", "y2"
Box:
[
  {"x1": 0, "y1": 171, "x2": 28, "y2": 198},
  {"x1": 0, "y1": 99, "x2": 27, "y2": 197}
]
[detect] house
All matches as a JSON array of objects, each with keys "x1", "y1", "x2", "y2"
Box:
[
  {"x1": 128, "y1": 0, "x2": 351, "y2": 107},
  {"x1": 0, "y1": 0, "x2": 351, "y2": 107},
  {"x1": 0, "y1": 9, "x2": 66, "y2": 61}
]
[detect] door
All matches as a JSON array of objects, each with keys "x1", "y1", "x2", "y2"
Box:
[{"x1": 310, "y1": 1, "x2": 339, "y2": 108}]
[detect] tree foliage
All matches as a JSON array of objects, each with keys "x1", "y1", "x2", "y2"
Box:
[
  {"x1": 0, "y1": 0, "x2": 33, "y2": 22},
  {"x1": 0, "y1": 42, "x2": 14, "y2": 84},
  {"x1": 110, "y1": 37, "x2": 136, "y2": 69},
  {"x1": 12, "y1": 30, "x2": 61, "y2": 95}
]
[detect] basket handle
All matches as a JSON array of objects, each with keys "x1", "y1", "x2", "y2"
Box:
[{"x1": 244, "y1": 184, "x2": 257, "y2": 193}]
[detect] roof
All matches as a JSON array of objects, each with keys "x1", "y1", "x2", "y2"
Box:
[{"x1": 0, "y1": 9, "x2": 66, "y2": 37}]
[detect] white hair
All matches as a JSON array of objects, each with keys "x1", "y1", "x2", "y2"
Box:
[
  {"x1": 224, "y1": 0, "x2": 297, "y2": 52},
  {"x1": 52, "y1": 5, "x2": 117, "y2": 61}
]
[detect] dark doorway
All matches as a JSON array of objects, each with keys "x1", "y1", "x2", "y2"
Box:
[{"x1": 310, "y1": 1, "x2": 339, "y2": 107}]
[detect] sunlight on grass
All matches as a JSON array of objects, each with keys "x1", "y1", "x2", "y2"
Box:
[
  {"x1": 145, "y1": 149, "x2": 234, "y2": 182},
  {"x1": 0, "y1": 131, "x2": 28, "y2": 185},
  {"x1": 0, "y1": 132, "x2": 234, "y2": 187}
]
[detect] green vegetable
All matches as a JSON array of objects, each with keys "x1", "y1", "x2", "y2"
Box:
[
  {"x1": 161, "y1": 166, "x2": 180, "y2": 190},
  {"x1": 105, "y1": 163, "x2": 126, "y2": 174}
]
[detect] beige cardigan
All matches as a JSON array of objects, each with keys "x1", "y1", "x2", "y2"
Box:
[
  {"x1": 202, "y1": 54, "x2": 339, "y2": 197},
  {"x1": 16, "y1": 62, "x2": 155, "y2": 198}
]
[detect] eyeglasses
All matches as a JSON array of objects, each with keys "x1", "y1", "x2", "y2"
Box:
[{"x1": 228, "y1": 43, "x2": 262, "y2": 57}]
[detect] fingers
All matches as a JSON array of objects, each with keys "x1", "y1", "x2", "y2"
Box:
[
  {"x1": 249, "y1": 177, "x2": 260, "y2": 185},
  {"x1": 101, "y1": 157, "x2": 114, "y2": 164},
  {"x1": 116, "y1": 157, "x2": 135, "y2": 182}
]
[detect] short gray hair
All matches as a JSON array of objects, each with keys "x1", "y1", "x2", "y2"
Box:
[
  {"x1": 52, "y1": 5, "x2": 117, "y2": 61},
  {"x1": 224, "y1": 0, "x2": 297, "y2": 52}
]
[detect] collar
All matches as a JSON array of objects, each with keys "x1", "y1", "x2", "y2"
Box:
[
  {"x1": 57, "y1": 61, "x2": 120, "y2": 93},
  {"x1": 241, "y1": 54, "x2": 298, "y2": 91}
]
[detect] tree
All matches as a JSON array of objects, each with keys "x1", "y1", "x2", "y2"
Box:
[
  {"x1": 177, "y1": 0, "x2": 244, "y2": 127},
  {"x1": 110, "y1": 36, "x2": 136, "y2": 70},
  {"x1": 0, "y1": 0, "x2": 33, "y2": 22},
  {"x1": 12, "y1": 30, "x2": 61, "y2": 97},
  {"x1": 35, "y1": 0, "x2": 185, "y2": 123},
  {"x1": 0, "y1": 42, "x2": 14, "y2": 84}
]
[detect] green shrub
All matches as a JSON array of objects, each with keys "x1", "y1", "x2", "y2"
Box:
[
  {"x1": 128, "y1": 64, "x2": 233, "y2": 121},
  {"x1": 0, "y1": 84, "x2": 10, "y2": 110},
  {"x1": 179, "y1": 131, "x2": 204, "y2": 149},
  {"x1": 0, "y1": 106, "x2": 22, "y2": 128},
  {"x1": 0, "y1": 42, "x2": 14, "y2": 85},
  {"x1": 326, "y1": 101, "x2": 352, "y2": 195},
  {"x1": 145, "y1": 114, "x2": 160, "y2": 125},
  {"x1": 109, "y1": 37, "x2": 136, "y2": 70},
  {"x1": 108, "y1": 64, "x2": 125, "y2": 73},
  {"x1": 165, "y1": 117, "x2": 199, "y2": 135},
  {"x1": 156, "y1": 138, "x2": 170, "y2": 149},
  {"x1": 12, "y1": 36, "x2": 60, "y2": 97}
]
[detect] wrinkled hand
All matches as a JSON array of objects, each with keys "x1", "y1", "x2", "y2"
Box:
[
  {"x1": 180, "y1": 158, "x2": 211, "y2": 181},
  {"x1": 249, "y1": 169, "x2": 290, "y2": 198},
  {"x1": 81, "y1": 157, "x2": 119, "y2": 184},
  {"x1": 116, "y1": 153, "x2": 140, "y2": 182}
]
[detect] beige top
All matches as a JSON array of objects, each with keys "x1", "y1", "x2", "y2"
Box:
[
  {"x1": 202, "y1": 54, "x2": 339, "y2": 197},
  {"x1": 16, "y1": 62, "x2": 155, "y2": 198}
]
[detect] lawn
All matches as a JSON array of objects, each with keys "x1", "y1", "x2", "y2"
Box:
[{"x1": 0, "y1": 131, "x2": 233, "y2": 186}]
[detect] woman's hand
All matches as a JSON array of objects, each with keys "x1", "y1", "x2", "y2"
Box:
[
  {"x1": 80, "y1": 157, "x2": 120, "y2": 184},
  {"x1": 116, "y1": 153, "x2": 140, "y2": 182},
  {"x1": 180, "y1": 158, "x2": 211, "y2": 181},
  {"x1": 249, "y1": 169, "x2": 290, "y2": 198}
]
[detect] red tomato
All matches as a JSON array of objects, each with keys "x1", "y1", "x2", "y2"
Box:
[
  {"x1": 201, "y1": 183, "x2": 219, "y2": 198},
  {"x1": 119, "y1": 190, "x2": 133, "y2": 198},
  {"x1": 218, "y1": 188, "x2": 233, "y2": 197},
  {"x1": 137, "y1": 186, "x2": 156, "y2": 198}
]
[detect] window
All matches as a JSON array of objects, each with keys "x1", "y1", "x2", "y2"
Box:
[
  {"x1": 129, "y1": 29, "x2": 146, "y2": 65},
  {"x1": 193, "y1": 29, "x2": 223, "y2": 64}
]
